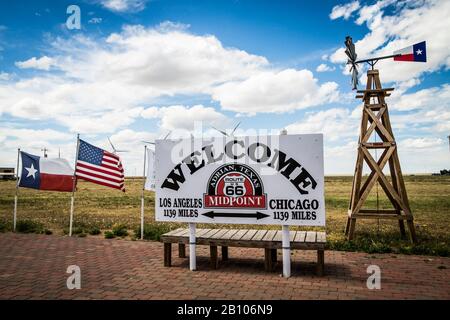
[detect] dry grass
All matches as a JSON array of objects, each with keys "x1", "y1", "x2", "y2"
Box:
[{"x1": 0, "y1": 175, "x2": 449, "y2": 256}]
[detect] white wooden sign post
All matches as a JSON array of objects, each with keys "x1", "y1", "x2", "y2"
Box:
[
  {"x1": 154, "y1": 134, "x2": 324, "y2": 275},
  {"x1": 140, "y1": 145, "x2": 147, "y2": 240},
  {"x1": 279, "y1": 129, "x2": 290, "y2": 277}
]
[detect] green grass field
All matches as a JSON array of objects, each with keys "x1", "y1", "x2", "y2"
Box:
[{"x1": 0, "y1": 176, "x2": 449, "y2": 256}]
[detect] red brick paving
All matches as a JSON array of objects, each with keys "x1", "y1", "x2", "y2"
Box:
[{"x1": 0, "y1": 233, "x2": 449, "y2": 300}]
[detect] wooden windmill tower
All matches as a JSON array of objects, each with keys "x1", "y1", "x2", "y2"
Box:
[{"x1": 343, "y1": 36, "x2": 426, "y2": 243}]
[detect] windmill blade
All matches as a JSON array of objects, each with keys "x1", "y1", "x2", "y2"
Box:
[
  {"x1": 211, "y1": 126, "x2": 229, "y2": 137},
  {"x1": 163, "y1": 131, "x2": 172, "y2": 140},
  {"x1": 231, "y1": 121, "x2": 241, "y2": 136},
  {"x1": 107, "y1": 137, "x2": 117, "y2": 152},
  {"x1": 345, "y1": 36, "x2": 359, "y2": 90},
  {"x1": 350, "y1": 64, "x2": 359, "y2": 90},
  {"x1": 141, "y1": 140, "x2": 155, "y2": 145},
  {"x1": 344, "y1": 36, "x2": 357, "y2": 61}
]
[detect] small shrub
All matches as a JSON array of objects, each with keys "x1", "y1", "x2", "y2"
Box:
[
  {"x1": 0, "y1": 221, "x2": 7, "y2": 233},
  {"x1": 44, "y1": 229, "x2": 53, "y2": 235},
  {"x1": 71, "y1": 227, "x2": 84, "y2": 235},
  {"x1": 135, "y1": 223, "x2": 171, "y2": 241},
  {"x1": 88, "y1": 227, "x2": 101, "y2": 235},
  {"x1": 112, "y1": 223, "x2": 128, "y2": 237},
  {"x1": 78, "y1": 233, "x2": 87, "y2": 238},
  {"x1": 104, "y1": 231, "x2": 115, "y2": 239},
  {"x1": 15, "y1": 220, "x2": 44, "y2": 234}
]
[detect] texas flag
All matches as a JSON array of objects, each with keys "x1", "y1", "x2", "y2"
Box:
[
  {"x1": 19, "y1": 151, "x2": 74, "y2": 192},
  {"x1": 394, "y1": 41, "x2": 427, "y2": 62}
]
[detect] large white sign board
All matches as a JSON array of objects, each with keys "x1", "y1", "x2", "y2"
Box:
[{"x1": 155, "y1": 134, "x2": 325, "y2": 226}]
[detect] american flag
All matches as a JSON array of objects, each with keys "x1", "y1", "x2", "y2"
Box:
[{"x1": 75, "y1": 139, "x2": 125, "y2": 191}]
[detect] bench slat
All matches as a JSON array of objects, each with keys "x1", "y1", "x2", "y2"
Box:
[
  {"x1": 201, "y1": 229, "x2": 221, "y2": 239},
  {"x1": 273, "y1": 230, "x2": 282, "y2": 242},
  {"x1": 241, "y1": 229, "x2": 258, "y2": 241},
  {"x1": 210, "y1": 229, "x2": 229, "y2": 239},
  {"x1": 273, "y1": 230, "x2": 298, "y2": 242},
  {"x1": 196, "y1": 229, "x2": 211, "y2": 238},
  {"x1": 221, "y1": 229, "x2": 239, "y2": 240},
  {"x1": 163, "y1": 228, "x2": 184, "y2": 237},
  {"x1": 294, "y1": 231, "x2": 306, "y2": 242},
  {"x1": 316, "y1": 231, "x2": 326, "y2": 243},
  {"x1": 290, "y1": 231, "x2": 296, "y2": 242},
  {"x1": 251, "y1": 230, "x2": 267, "y2": 241},
  {"x1": 231, "y1": 229, "x2": 249, "y2": 240},
  {"x1": 305, "y1": 231, "x2": 317, "y2": 243},
  {"x1": 262, "y1": 230, "x2": 277, "y2": 242},
  {"x1": 177, "y1": 229, "x2": 191, "y2": 237}
]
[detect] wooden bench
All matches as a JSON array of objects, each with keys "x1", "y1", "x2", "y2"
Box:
[{"x1": 160, "y1": 228, "x2": 326, "y2": 276}]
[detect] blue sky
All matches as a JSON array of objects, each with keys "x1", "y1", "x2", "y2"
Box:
[{"x1": 0, "y1": 0, "x2": 449, "y2": 175}]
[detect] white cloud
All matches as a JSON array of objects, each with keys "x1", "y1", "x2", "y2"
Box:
[
  {"x1": 0, "y1": 72, "x2": 9, "y2": 80},
  {"x1": 0, "y1": 127, "x2": 76, "y2": 167},
  {"x1": 98, "y1": 0, "x2": 148, "y2": 12},
  {"x1": 316, "y1": 63, "x2": 335, "y2": 72},
  {"x1": 401, "y1": 137, "x2": 444, "y2": 149},
  {"x1": 330, "y1": 0, "x2": 450, "y2": 84},
  {"x1": 57, "y1": 107, "x2": 144, "y2": 134},
  {"x1": 141, "y1": 105, "x2": 228, "y2": 131},
  {"x1": 330, "y1": 1, "x2": 360, "y2": 20},
  {"x1": 88, "y1": 17, "x2": 103, "y2": 24},
  {"x1": 390, "y1": 84, "x2": 450, "y2": 111},
  {"x1": 0, "y1": 128, "x2": 73, "y2": 142},
  {"x1": 212, "y1": 69, "x2": 339, "y2": 114},
  {"x1": 286, "y1": 108, "x2": 358, "y2": 142},
  {"x1": 98, "y1": 24, "x2": 268, "y2": 93},
  {"x1": 15, "y1": 56, "x2": 56, "y2": 71},
  {"x1": 0, "y1": 24, "x2": 268, "y2": 134}
]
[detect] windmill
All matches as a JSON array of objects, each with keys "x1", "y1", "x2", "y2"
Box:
[
  {"x1": 41, "y1": 147, "x2": 49, "y2": 158},
  {"x1": 141, "y1": 131, "x2": 172, "y2": 145},
  {"x1": 345, "y1": 36, "x2": 426, "y2": 90},
  {"x1": 107, "y1": 137, "x2": 129, "y2": 154},
  {"x1": 211, "y1": 121, "x2": 241, "y2": 137},
  {"x1": 344, "y1": 36, "x2": 427, "y2": 243},
  {"x1": 30, "y1": 146, "x2": 50, "y2": 158}
]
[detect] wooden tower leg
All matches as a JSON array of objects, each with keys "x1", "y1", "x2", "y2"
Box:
[
  {"x1": 347, "y1": 218, "x2": 356, "y2": 240},
  {"x1": 345, "y1": 217, "x2": 351, "y2": 235},
  {"x1": 398, "y1": 220, "x2": 406, "y2": 237},
  {"x1": 407, "y1": 220, "x2": 417, "y2": 244}
]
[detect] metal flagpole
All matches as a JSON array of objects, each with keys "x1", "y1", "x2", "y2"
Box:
[
  {"x1": 13, "y1": 148, "x2": 20, "y2": 232},
  {"x1": 280, "y1": 129, "x2": 291, "y2": 278},
  {"x1": 140, "y1": 145, "x2": 147, "y2": 240},
  {"x1": 69, "y1": 134, "x2": 80, "y2": 237},
  {"x1": 189, "y1": 222, "x2": 196, "y2": 271}
]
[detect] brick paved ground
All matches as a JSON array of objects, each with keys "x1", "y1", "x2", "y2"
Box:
[{"x1": 0, "y1": 233, "x2": 449, "y2": 300}]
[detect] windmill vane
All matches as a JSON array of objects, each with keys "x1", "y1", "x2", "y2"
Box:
[
  {"x1": 344, "y1": 36, "x2": 427, "y2": 90},
  {"x1": 345, "y1": 36, "x2": 359, "y2": 90}
]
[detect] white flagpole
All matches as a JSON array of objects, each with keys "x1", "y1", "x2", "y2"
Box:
[
  {"x1": 69, "y1": 134, "x2": 80, "y2": 237},
  {"x1": 280, "y1": 129, "x2": 291, "y2": 278},
  {"x1": 189, "y1": 222, "x2": 196, "y2": 271},
  {"x1": 13, "y1": 148, "x2": 20, "y2": 232},
  {"x1": 140, "y1": 145, "x2": 147, "y2": 240}
]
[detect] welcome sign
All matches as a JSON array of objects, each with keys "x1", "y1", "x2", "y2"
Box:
[{"x1": 155, "y1": 134, "x2": 325, "y2": 226}]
